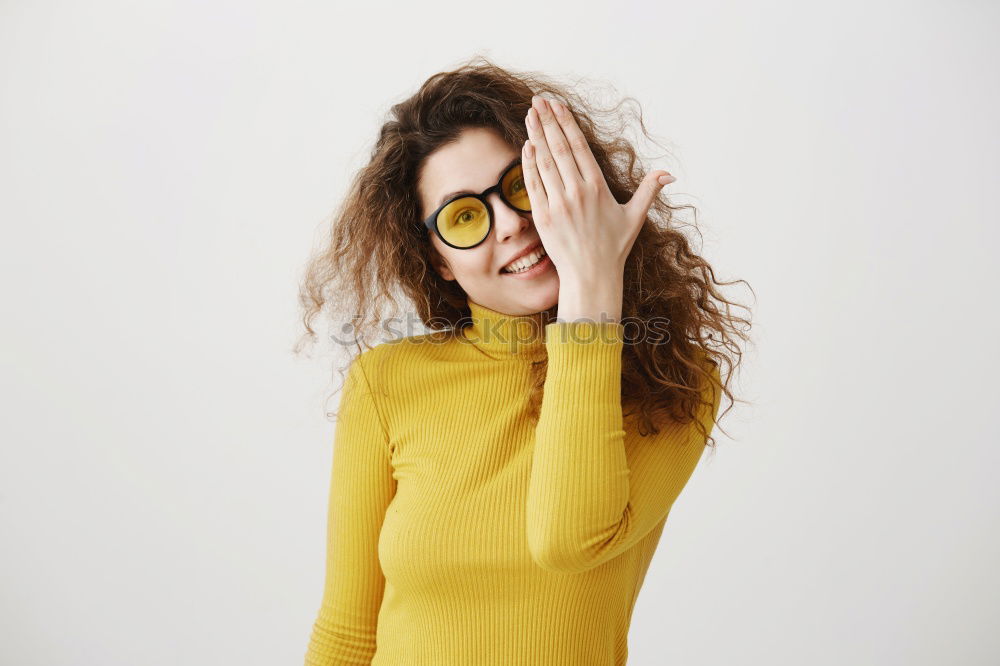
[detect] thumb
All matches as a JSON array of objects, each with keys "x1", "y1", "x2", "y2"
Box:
[{"x1": 625, "y1": 170, "x2": 675, "y2": 223}]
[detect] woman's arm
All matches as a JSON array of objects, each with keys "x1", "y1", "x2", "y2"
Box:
[
  {"x1": 526, "y1": 321, "x2": 721, "y2": 575},
  {"x1": 305, "y1": 351, "x2": 395, "y2": 665}
]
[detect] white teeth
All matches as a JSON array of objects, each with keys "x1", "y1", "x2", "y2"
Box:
[{"x1": 502, "y1": 247, "x2": 547, "y2": 274}]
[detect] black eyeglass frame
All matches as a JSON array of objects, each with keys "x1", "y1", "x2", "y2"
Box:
[{"x1": 422, "y1": 158, "x2": 531, "y2": 250}]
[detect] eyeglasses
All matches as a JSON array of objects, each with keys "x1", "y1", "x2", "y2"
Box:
[{"x1": 422, "y1": 158, "x2": 531, "y2": 250}]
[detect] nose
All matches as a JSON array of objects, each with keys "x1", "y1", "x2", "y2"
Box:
[{"x1": 490, "y1": 192, "x2": 530, "y2": 243}]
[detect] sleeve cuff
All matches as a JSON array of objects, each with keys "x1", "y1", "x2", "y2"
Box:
[{"x1": 542, "y1": 321, "x2": 625, "y2": 411}]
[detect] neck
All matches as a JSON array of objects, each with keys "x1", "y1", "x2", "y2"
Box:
[{"x1": 461, "y1": 298, "x2": 554, "y2": 358}]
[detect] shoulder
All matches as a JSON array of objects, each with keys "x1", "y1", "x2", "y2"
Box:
[
  {"x1": 349, "y1": 328, "x2": 462, "y2": 386},
  {"x1": 693, "y1": 348, "x2": 723, "y2": 423}
]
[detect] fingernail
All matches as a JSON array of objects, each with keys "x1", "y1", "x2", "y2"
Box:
[{"x1": 550, "y1": 99, "x2": 565, "y2": 116}]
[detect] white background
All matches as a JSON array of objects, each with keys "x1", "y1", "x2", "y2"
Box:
[{"x1": 2, "y1": 1, "x2": 997, "y2": 664}]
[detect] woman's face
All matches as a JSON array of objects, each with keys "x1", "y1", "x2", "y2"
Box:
[{"x1": 418, "y1": 126, "x2": 559, "y2": 316}]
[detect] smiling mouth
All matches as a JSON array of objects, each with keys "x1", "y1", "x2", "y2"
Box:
[{"x1": 500, "y1": 246, "x2": 548, "y2": 274}]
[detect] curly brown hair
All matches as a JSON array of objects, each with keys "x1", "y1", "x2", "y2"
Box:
[{"x1": 295, "y1": 55, "x2": 754, "y2": 449}]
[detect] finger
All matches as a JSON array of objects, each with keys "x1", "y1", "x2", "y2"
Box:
[
  {"x1": 548, "y1": 98, "x2": 605, "y2": 186},
  {"x1": 533, "y1": 96, "x2": 583, "y2": 190},
  {"x1": 625, "y1": 170, "x2": 674, "y2": 225},
  {"x1": 521, "y1": 139, "x2": 549, "y2": 216},
  {"x1": 526, "y1": 104, "x2": 565, "y2": 200}
]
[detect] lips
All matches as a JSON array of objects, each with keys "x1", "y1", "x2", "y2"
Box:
[{"x1": 499, "y1": 242, "x2": 543, "y2": 274}]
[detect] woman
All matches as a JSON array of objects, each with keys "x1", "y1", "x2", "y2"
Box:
[{"x1": 298, "y1": 57, "x2": 752, "y2": 665}]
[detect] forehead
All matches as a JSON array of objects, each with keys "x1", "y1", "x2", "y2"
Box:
[{"x1": 418, "y1": 127, "x2": 518, "y2": 214}]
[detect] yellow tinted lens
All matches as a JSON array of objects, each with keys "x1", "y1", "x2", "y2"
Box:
[
  {"x1": 502, "y1": 165, "x2": 530, "y2": 211},
  {"x1": 437, "y1": 197, "x2": 490, "y2": 247}
]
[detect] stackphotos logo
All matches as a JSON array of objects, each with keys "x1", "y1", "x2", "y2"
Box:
[{"x1": 329, "y1": 312, "x2": 671, "y2": 349}]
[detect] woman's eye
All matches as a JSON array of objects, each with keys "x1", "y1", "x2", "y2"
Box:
[{"x1": 510, "y1": 178, "x2": 525, "y2": 194}]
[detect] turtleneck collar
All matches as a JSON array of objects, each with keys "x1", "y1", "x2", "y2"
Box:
[{"x1": 460, "y1": 298, "x2": 553, "y2": 359}]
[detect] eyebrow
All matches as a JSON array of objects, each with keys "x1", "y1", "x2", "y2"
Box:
[{"x1": 435, "y1": 155, "x2": 520, "y2": 209}]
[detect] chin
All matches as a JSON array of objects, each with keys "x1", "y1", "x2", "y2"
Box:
[{"x1": 513, "y1": 282, "x2": 559, "y2": 314}]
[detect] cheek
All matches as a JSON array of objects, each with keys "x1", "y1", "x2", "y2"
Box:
[
  {"x1": 430, "y1": 234, "x2": 496, "y2": 280},
  {"x1": 436, "y1": 243, "x2": 491, "y2": 275},
  {"x1": 429, "y1": 238, "x2": 455, "y2": 270},
  {"x1": 472, "y1": 249, "x2": 497, "y2": 276},
  {"x1": 452, "y1": 253, "x2": 494, "y2": 279}
]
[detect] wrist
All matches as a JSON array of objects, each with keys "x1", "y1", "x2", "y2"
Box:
[{"x1": 556, "y1": 273, "x2": 624, "y2": 323}]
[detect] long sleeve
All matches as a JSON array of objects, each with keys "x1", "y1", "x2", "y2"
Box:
[
  {"x1": 304, "y1": 352, "x2": 396, "y2": 666},
  {"x1": 526, "y1": 321, "x2": 722, "y2": 575}
]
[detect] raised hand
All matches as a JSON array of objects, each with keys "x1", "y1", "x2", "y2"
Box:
[{"x1": 521, "y1": 95, "x2": 675, "y2": 323}]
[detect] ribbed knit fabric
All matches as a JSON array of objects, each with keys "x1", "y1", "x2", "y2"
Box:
[{"x1": 304, "y1": 298, "x2": 722, "y2": 666}]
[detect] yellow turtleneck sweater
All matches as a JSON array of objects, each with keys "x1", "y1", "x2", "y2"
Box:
[{"x1": 304, "y1": 298, "x2": 722, "y2": 666}]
